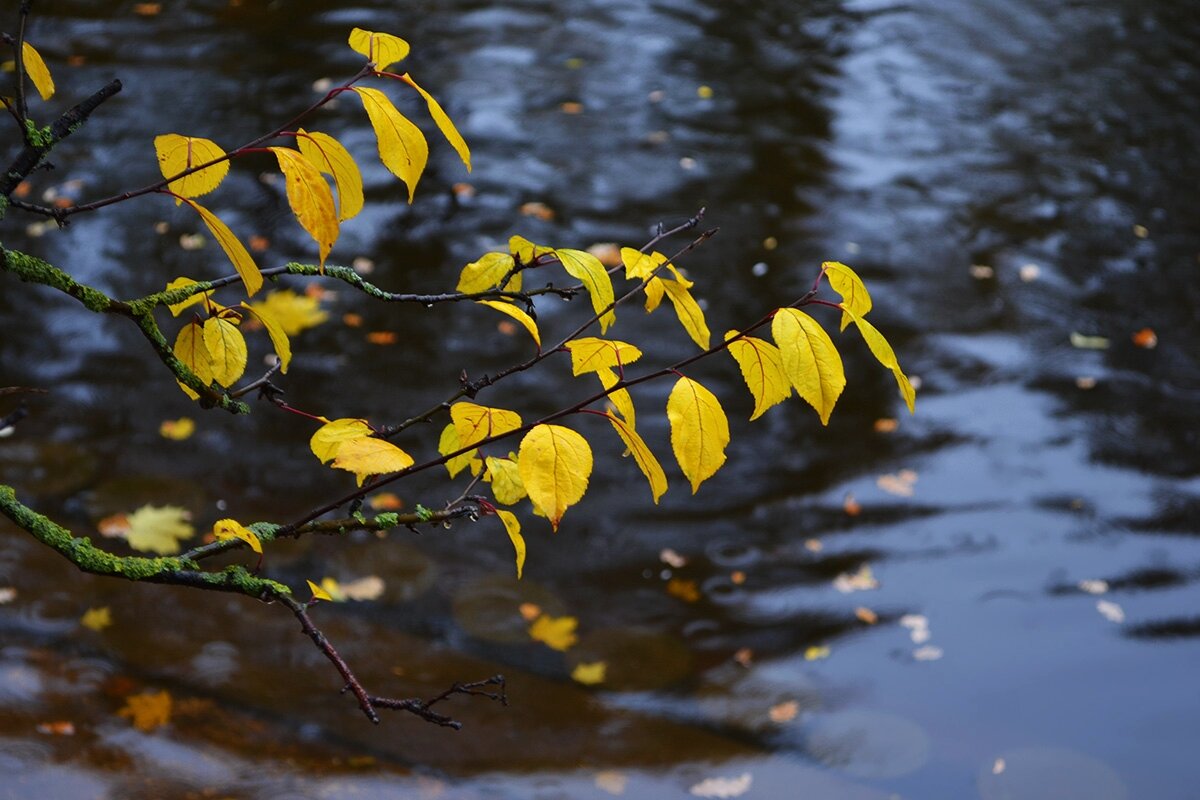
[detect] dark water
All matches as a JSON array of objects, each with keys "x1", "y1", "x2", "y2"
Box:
[{"x1": 2, "y1": 1, "x2": 1199, "y2": 797}]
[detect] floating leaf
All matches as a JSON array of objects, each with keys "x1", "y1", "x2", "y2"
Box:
[
  {"x1": 164, "y1": 277, "x2": 211, "y2": 317},
  {"x1": 518, "y1": 424, "x2": 593, "y2": 531},
  {"x1": 667, "y1": 578, "x2": 701, "y2": 602},
  {"x1": 172, "y1": 320, "x2": 212, "y2": 400},
  {"x1": 566, "y1": 337, "x2": 643, "y2": 376},
  {"x1": 248, "y1": 289, "x2": 327, "y2": 335},
  {"x1": 457, "y1": 252, "x2": 518, "y2": 294},
  {"x1": 1097, "y1": 599, "x2": 1125, "y2": 623},
  {"x1": 21, "y1": 42, "x2": 54, "y2": 100},
  {"x1": 661, "y1": 278, "x2": 710, "y2": 349},
  {"x1": 496, "y1": 509, "x2": 526, "y2": 579},
  {"x1": 296, "y1": 129, "x2": 364, "y2": 221},
  {"x1": 1070, "y1": 332, "x2": 1110, "y2": 350},
  {"x1": 179, "y1": 199, "x2": 262, "y2": 296},
  {"x1": 337, "y1": 575, "x2": 386, "y2": 601},
  {"x1": 528, "y1": 614, "x2": 578, "y2": 651},
  {"x1": 769, "y1": 700, "x2": 799, "y2": 723},
  {"x1": 667, "y1": 376, "x2": 729, "y2": 494},
  {"x1": 485, "y1": 456, "x2": 527, "y2": 505},
  {"x1": 724, "y1": 331, "x2": 790, "y2": 420},
  {"x1": 347, "y1": 27, "x2": 410, "y2": 71},
  {"x1": 353, "y1": 86, "x2": 428, "y2": 203},
  {"x1": 477, "y1": 300, "x2": 540, "y2": 347},
  {"x1": 402, "y1": 72, "x2": 471, "y2": 171},
  {"x1": 772, "y1": 308, "x2": 845, "y2": 425},
  {"x1": 605, "y1": 411, "x2": 667, "y2": 503},
  {"x1": 438, "y1": 422, "x2": 480, "y2": 478},
  {"x1": 332, "y1": 437, "x2": 414, "y2": 485},
  {"x1": 125, "y1": 504, "x2": 194, "y2": 555},
  {"x1": 154, "y1": 134, "x2": 229, "y2": 204},
  {"x1": 158, "y1": 417, "x2": 195, "y2": 441},
  {"x1": 117, "y1": 690, "x2": 172, "y2": 732},
  {"x1": 451, "y1": 401, "x2": 523, "y2": 450},
  {"x1": 556, "y1": 249, "x2": 616, "y2": 332},
  {"x1": 689, "y1": 773, "x2": 752, "y2": 799},
  {"x1": 212, "y1": 518, "x2": 262, "y2": 554},
  {"x1": 239, "y1": 301, "x2": 292, "y2": 374},
  {"x1": 270, "y1": 146, "x2": 338, "y2": 270},
  {"x1": 309, "y1": 417, "x2": 372, "y2": 464},
  {"x1": 80, "y1": 607, "x2": 112, "y2": 632},
  {"x1": 571, "y1": 661, "x2": 607, "y2": 685},
  {"x1": 202, "y1": 317, "x2": 247, "y2": 387},
  {"x1": 824, "y1": 261, "x2": 872, "y2": 331}
]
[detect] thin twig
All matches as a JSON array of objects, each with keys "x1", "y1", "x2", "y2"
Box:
[{"x1": 13, "y1": 1, "x2": 32, "y2": 128}]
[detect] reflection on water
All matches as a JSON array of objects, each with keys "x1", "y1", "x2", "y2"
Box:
[{"x1": 3, "y1": 0, "x2": 1200, "y2": 797}]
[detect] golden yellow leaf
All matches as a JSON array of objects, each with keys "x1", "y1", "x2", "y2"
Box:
[
  {"x1": 296, "y1": 129, "x2": 364, "y2": 221},
  {"x1": 158, "y1": 417, "x2": 195, "y2": 440},
  {"x1": 566, "y1": 337, "x2": 643, "y2": 376},
  {"x1": 528, "y1": 614, "x2": 578, "y2": 651},
  {"x1": 451, "y1": 401, "x2": 523, "y2": 449},
  {"x1": 402, "y1": 72, "x2": 471, "y2": 171},
  {"x1": 332, "y1": 437, "x2": 414, "y2": 485},
  {"x1": 485, "y1": 456, "x2": 527, "y2": 505},
  {"x1": 518, "y1": 424, "x2": 593, "y2": 531},
  {"x1": 80, "y1": 607, "x2": 112, "y2": 632},
  {"x1": 771, "y1": 308, "x2": 845, "y2": 425},
  {"x1": 667, "y1": 376, "x2": 729, "y2": 494},
  {"x1": 724, "y1": 331, "x2": 791, "y2": 420},
  {"x1": 496, "y1": 509, "x2": 526, "y2": 579},
  {"x1": 306, "y1": 579, "x2": 333, "y2": 602},
  {"x1": 270, "y1": 146, "x2": 339, "y2": 270},
  {"x1": 172, "y1": 320, "x2": 213, "y2": 400},
  {"x1": 571, "y1": 661, "x2": 607, "y2": 685},
  {"x1": 620, "y1": 246, "x2": 692, "y2": 287},
  {"x1": 660, "y1": 278, "x2": 710, "y2": 350},
  {"x1": 118, "y1": 690, "x2": 172, "y2": 732},
  {"x1": 438, "y1": 422, "x2": 479, "y2": 478},
  {"x1": 353, "y1": 86, "x2": 428, "y2": 203},
  {"x1": 457, "y1": 252, "x2": 519, "y2": 294},
  {"x1": 164, "y1": 276, "x2": 211, "y2": 317},
  {"x1": 239, "y1": 301, "x2": 292, "y2": 374},
  {"x1": 510, "y1": 235, "x2": 555, "y2": 264},
  {"x1": 605, "y1": 411, "x2": 667, "y2": 503},
  {"x1": 309, "y1": 417, "x2": 372, "y2": 464},
  {"x1": 839, "y1": 305, "x2": 916, "y2": 414},
  {"x1": 476, "y1": 300, "x2": 540, "y2": 348},
  {"x1": 202, "y1": 316, "x2": 247, "y2": 387},
  {"x1": 667, "y1": 577, "x2": 701, "y2": 602},
  {"x1": 893, "y1": 368, "x2": 916, "y2": 414},
  {"x1": 21, "y1": 42, "x2": 54, "y2": 100},
  {"x1": 248, "y1": 289, "x2": 328, "y2": 335},
  {"x1": 154, "y1": 134, "x2": 229, "y2": 204},
  {"x1": 347, "y1": 27, "x2": 410, "y2": 71},
  {"x1": 556, "y1": 248, "x2": 616, "y2": 333},
  {"x1": 823, "y1": 261, "x2": 872, "y2": 331},
  {"x1": 179, "y1": 198, "x2": 262, "y2": 296},
  {"x1": 124, "y1": 505, "x2": 194, "y2": 555},
  {"x1": 597, "y1": 368, "x2": 636, "y2": 428},
  {"x1": 212, "y1": 518, "x2": 262, "y2": 554}
]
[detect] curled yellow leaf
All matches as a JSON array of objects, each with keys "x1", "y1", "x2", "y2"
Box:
[
  {"x1": 202, "y1": 316, "x2": 247, "y2": 387},
  {"x1": 724, "y1": 331, "x2": 791, "y2": 420},
  {"x1": 438, "y1": 422, "x2": 479, "y2": 478},
  {"x1": 518, "y1": 424, "x2": 593, "y2": 531},
  {"x1": 566, "y1": 337, "x2": 643, "y2": 376},
  {"x1": 179, "y1": 198, "x2": 262, "y2": 296},
  {"x1": 556, "y1": 248, "x2": 616, "y2": 333},
  {"x1": 510, "y1": 235, "x2": 554, "y2": 264},
  {"x1": 240, "y1": 301, "x2": 292, "y2": 374},
  {"x1": 457, "y1": 252, "x2": 518, "y2": 294},
  {"x1": 213, "y1": 518, "x2": 262, "y2": 554},
  {"x1": 597, "y1": 368, "x2": 636, "y2": 429},
  {"x1": 348, "y1": 28, "x2": 410, "y2": 71},
  {"x1": 21, "y1": 42, "x2": 54, "y2": 101},
  {"x1": 296, "y1": 129, "x2": 364, "y2": 221},
  {"x1": 309, "y1": 418, "x2": 372, "y2": 464},
  {"x1": 840, "y1": 306, "x2": 916, "y2": 414},
  {"x1": 824, "y1": 261, "x2": 873, "y2": 331},
  {"x1": 154, "y1": 134, "x2": 229, "y2": 204},
  {"x1": 606, "y1": 411, "x2": 667, "y2": 503},
  {"x1": 771, "y1": 308, "x2": 845, "y2": 426},
  {"x1": 353, "y1": 86, "x2": 428, "y2": 203},
  {"x1": 306, "y1": 579, "x2": 334, "y2": 602},
  {"x1": 495, "y1": 509, "x2": 526, "y2": 579},
  {"x1": 661, "y1": 278, "x2": 710, "y2": 350},
  {"x1": 270, "y1": 146, "x2": 339, "y2": 270},
  {"x1": 666, "y1": 376, "x2": 729, "y2": 494},
  {"x1": 332, "y1": 437, "x2": 414, "y2": 486},
  {"x1": 402, "y1": 72, "x2": 471, "y2": 172},
  {"x1": 485, "y1": 456, "x2": 527, "y2": 505},
  {"x1": 172, "y1": 320, "x2": 213, "y2": 400},
  {"x1": 451, "y1": 401, "x2": 523, "y2": 450},
  {"x1": 476, "y1": 300, "x2": 540, "y2": 348}
]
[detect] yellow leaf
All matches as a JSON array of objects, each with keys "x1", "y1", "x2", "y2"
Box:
[
  {"x1": 347, "y1": 27, "x2": 410, "y2": 71},
  {"x1": 202, "y1": 317, "x2": 247, "y2": 387},
  {"x1": 21, "y1": 42, "x2": 54, "y2": 100},
  {"x1": 306, "y1": 579, "x2": 333, "y2": 602},
  {"x1": 840, "y1": 306, "x2": 916, "y2": 414},
  {"x1": 771, "y1": 308, "x2": 845, "y2": 426},
  {"x1": 164, "y1": 276, "x2": 211, "y2": 317},
  {"x1": 248, "y1": 289, "x2": 327, "y2": 335},
  {"x1": 724, "y1": 331, "x2": 791, "y2": 420},
  {"x1": 457, "y1": 252, "x2": 518, "y2": 294},
  {"x1": 212, "y1": 518, "x2": 262, "y2": 554},
  {"x1": 518, "y1": 424, "x2": 593, "y2": 531},
  {"x1": 571, "y1": 661, "x2": 607, "y2": 685},
  {"x1": 666, "y1": 376, "x2": 730, "y2": 494},
  {"x1": 270, "y1": 146, "x2": 339, "y2": 270},
  {"x1": 332, "y1": 437, "x2": 414, "y2": 485},
  {"x1": 566, "y1": 337, "x2": 643, "y2": 376},
  {"x1": 495, "y1": 509, "x2": 526, "y2": 579},
  {"x1": 597, "y1": 368, "x2": 636, "y2": 428},
  {"x1": 353, "y1": 86, "x2": 428, "y2": 203},
  {"x1": 310, "y1": 418, "x2": 372, "y2": 464},
  {"x1": 319, "y1": 577, "x2": 345, "y2": 601},
  {"x1": 80, "y1": 607, "x2": 112, "y2": 632},
  {"x1": 296, "y1": 129, "x2": 364, "y2": 221},
  {"x1": 124, "y1": 504, "x2": 194, "y2": 555},
  {"x1": 824, "y1": 261, "x2": 872, "y2": 331},
  {"x1": 239, "y1": 301, "x2": 291, "y2": 374},
  {"x1": 621, "y1": 246, "x2": 692, "y2": 287},
  {"x1": 179, "y1": 198, "x2": 262, "y2": 296},
  {"x1": 605, "y1": 411, "x2": 667, "y2": 503},
  {"x1": 158, "y1": 417, "x2": 195, "y2": 440},
  {"x1": 555, "y1": 249, "x2": 616, "y2": 333},
  {"x1": 451, "y1": 401, "x2": 523, "y2": 449},
  {"x1": 154, "y1": 134, "x2": 229, "y2": 204},
  {"x1": 660, "y1": 278, "x2": 710, "y2": 350},
  {"x1": 172, "y1": 320, "x2": 213, "y2": 400},
  {"x1": 528, "y1": 614, "x2": 578, "y2": 651},
  {"x1": 402, "y1": 72, "x2": 471, "y2": 171},
  {"x1": 485, "y1": 456, "x2": 527, "y2": 505},
  {"x1": 117, "y1": 690, "x2": 172, "y2": 732},
  {"x1": 476, "y1": 300, "x2": 540, "y2": 348},
  {"x1": 438, "y1": 422, "x2": 479, "y2": 478},
  {"x1": 510, "y1": 235, "x2": 555, "y2": 264}
]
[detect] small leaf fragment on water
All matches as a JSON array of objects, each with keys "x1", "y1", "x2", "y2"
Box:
[
  {"x1": 877, "y1": 469, "x2": 918, "y2": 497},
  {"x1": 571, "y1": 661, "x2": 607, "y2": 686},
  {"x1": 660, "y1": 548, "x2": 687, "y2": 568},
  {"x1": 367, "y1": 492, "x2": 403, "y2": 511},
  {"x1": 769, "y1": 700, "x2": 799, "y2": 723},
  {"x1": 912, "y1": 645, "x2": 943, "y2": 661},
  {"x1": 36, "y1": 721, "x2": 75, "y2": 735},
  {"x1": 1078, "y1": 580, "x2": 1109, "y2": 595},
  {"x1": 1070, "y1": 332, "x2": 1110, "y2": 350},
  {"x1": 118, "y1": 690, "x2": 172, "y2": 732},
  {"x1": 339, "y1": 575, "x2": 386, "y2": 601},
  {"x1": 833, "y1": 565, "x2": 878, "y2": 593},
  {"x1": 528, "y1": 614, "x2": 578, "y2": 651},
  {"x1": 843, "y1": 492, "x2": 862, "y2": 516},
  {"x1": 80, "y1": 607, "x2": 112, "y2": 631},
  {"x1": 595, "y1": 770, "x2": 628, "y2": 796},
  {"x1": 733, "y1": 647, "x2": 754, "y2": 667},
  {"x1": 1131, "y1": 328, "x2": 1157, "y2": 349},
  {"x1": 855, "y1": 607, "x2": 879, "y2": 625},
  {"x1": 689, "y1": 772, "x2": 753, "y2": 799},
  {"x1": 1097, "y1": 600, "x2": 1125, "y2": 623},
  {"x1": 0, "y1": 587, "x2": 15, "y2": 604},
  {"x1": 804, "y1": 645, "x2": 831, "y2": 661},
  {"x1": 158, "y1": 417, "x2": 195, "y2": 440},
  {"x1": 518, "y1": 602, "x2": 542, "y2": 621},
  {"x1": 667, "y1": 578, "x2": 701, "y2": 603}
]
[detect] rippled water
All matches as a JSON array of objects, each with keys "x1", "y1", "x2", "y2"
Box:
[{"x1": 3, "y1": 1, "x2": 1200, "y2": 798}]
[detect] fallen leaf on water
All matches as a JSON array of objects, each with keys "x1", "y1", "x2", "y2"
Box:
[
  {"x1": 497, "y1": 319, "x2": 518, "y2": 336},
  {"x1": 843, "y1": 493, "x2": 862, "y2": 516},
  {"x1": 595, "y1": 771, "x2": 628, "y2": 796},
  {"x1": 571, "y1": 661, "x2": 607, "y2": 685},
  {"x1": 690, "y1": 772, "x2": 752, "y2": 799},
  {"x1": 97, "y1": 514, "x2": 131, "y2": 538},
  {"x1": 178, "y1": 232, "x2": 205, "y2": 251},
  {"x1": 529, "y1": 615, "x2": 578, "y2": 651},
  {"x1": 969, "y1": 264, "x2": 995, "y2": 280},
  {"x1": 559, "y1": 102, "x2": 584, "y2": 114},
  {"x1": 769, "y1": 700, "x2": 799, "y2": 723},
  {"x1": 1078, "y1": 579, "x2": 1109, "y2": 595},
  {"x1": 992, "y1": 757, "x2": 1006, "y2": 775},
  {"x1": 1018, "y1": 263, "x2": 1041, "y2": 282},
  {"x1": 587, "y1": 242, "x2": 622, "y2": 268},
  {"x1": 339, "y1": 575, "x2": 386, "y2": 601},
  {"x1": 730, "y1": 570, "x2": 746, "y2": 585},
  {"x1": 158, "y1": 417, "x2": 195, "y2": 440},
  {"x1": 1070, "y1": 332, "x2": 1110, "y2": 350},
  {"x1": 833, "y1": 565, "x2": 878, "y2": 593},
  {"x1": 913, "y1": 645, "x2": 943, "y2": 661},
  {"x1": 804, "y1": 538, "x2": 823, "y2": 553},
  {"x1": 133, "y1": 3, "x2": 162, "y2": 17},
  {"x1": 118, "y1": 690, "x2": 172, "y2": 732},
  {"x1": 81, "y1": 607, "x2": 112, "y2": 632},
  {"x1": 1131, "y1": 328, "x2": 1157, "y2": 349},
  {"x1": 804, "y1": 645, "x2": 831, "y2": 661},
  {"x1": 697, "y1": 85, "x2": 714, "y2": 99},
  {"x1": 660, "y1": 548, "x2": 687, "y2": 568},
  {"x1": 667, "y1": 578, "x2": 701, "y2": 603},
  {"x1": 366, "y1": 331, "x2": 398, "y2": 345},
  {"x1": 36, "y1": 721, "x2": 75, "y2": 735},
  {"x1": 249, "y1": 289, "x2": 328, "y2": 335},
  {"x1": 124, "y1": 505, "x2": 194, "y2": 555},
  {"x1": 0, "y1": 587, "x2": 16, "y2": 604},
  {"x1": 1096, "y1": 600, "x2": 1125, "y2": 623},
  {"x1": 1075, "y1": 376, "x2": 1098, "y2": 390},
  {"x1": 13, "y1": 181, "x2": 31, "y2": 198},
  {"x1": 855, "y1": 606, "x2": 879, "y2": 625},
  {"x1": 1133, "y1": 224, "x2": 1149, "y2": 239},
  {"x1": 518, "y1": 602, "x2": 542, "y2": 621},
  {"x1": 733, "y1": 647, "x2": 753, "y2": 668},
  {"x1": 519, "y1": 201, "x2": 555, "y2": 220},
  {"x1": 367, "y1": 492, "x2": 403, "y2": 511},
  {"x1": 452, "y1": 183, "x2": 476, "y2": 201},
  {"x1": 877, "y1": 470, "x2": 918, "y2": 497},
  {"x1": 248, "y1": 234, "x2": 271, "y2": 252},
  {"x1": 352, "y1": 256, "x2": 375, "y2": 274},
  {"x1": 873, "y1": 417, "x2": 899, "y2": 433}
]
